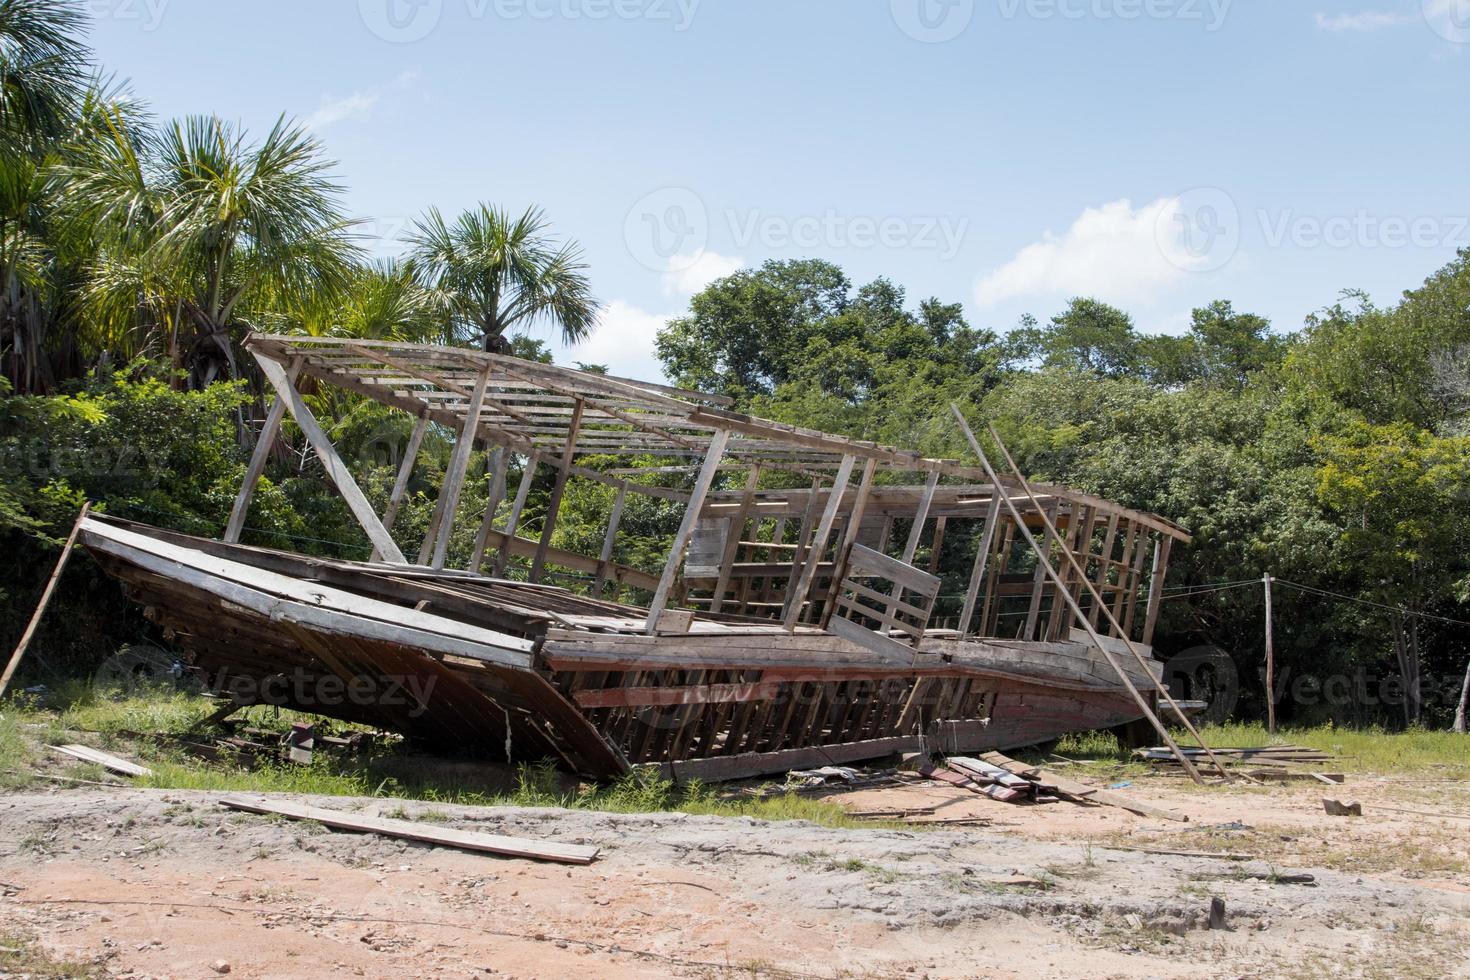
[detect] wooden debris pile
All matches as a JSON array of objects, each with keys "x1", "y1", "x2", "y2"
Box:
[
  {"x1": 1136, "y1": 745, "x2": 1344, "y2": 784},
  {"x1": 922, "y1": 751, "x2": 1189, "y2": 821}
]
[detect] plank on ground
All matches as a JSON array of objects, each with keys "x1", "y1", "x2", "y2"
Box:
[
  {"x1": 51, "y1": 744, "x2": 152, "y2": 777},
  {"x1": 218, "y1": 796, "x2": 599, "y2": 864}
]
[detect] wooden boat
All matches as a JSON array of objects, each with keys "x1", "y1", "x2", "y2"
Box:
[{"x1": 80, "y1": 334, "x2": 1192, "y2": 782}]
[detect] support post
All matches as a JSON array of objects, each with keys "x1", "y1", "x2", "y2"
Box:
[
  {"x1": 710, "y1": 466, "x2": 763, "y2": 614},
  {"x1": 225, "y1": 356, "x2": 303, "y2": 544},
  {"x1": 1, "y1": 502, "x2": 90, "y2": 700},
  {"x1": 958, "y1": 495, "x2": 1003, "y2": 637},
  {"x1": 593, "y1": 481, "x2": 629, "y2": 598},
  {"x1": 1264, "y1": 573, "x2": 1276, "y2": 735},
  {"x1": 493, "y1": 453, "x2": 540, "y2": 578},
  {"x1": 532, "y1": 398, "x2": 584, "y2": 583},
  {"x1": 782, "y1": 455, "x2": 856, "y2": 631},
  {"x1": 901, "y1": 469, "x2": 941, "y2": 566},
  {"x1": 950, "y1": 406, "x2": 1223, "y2": 784},
  {"x1": 421, "y1": 366, "x2": 492, "y2": 570},
  {"x1": 1142, "y1": 536, "x2": 1172, "y2": 647},
  {"x1": 371, "y1": 411, "x2": 430, "y2": 562},
  {"x1": 646, "y1": 429, "x2": 731, "y2": 634},
  {"x1": 467, "y1": 447, "x2": 509, "y2": 572},
  {"x1": 253, "y1": 352, "x2": 406, "y2": 564}
]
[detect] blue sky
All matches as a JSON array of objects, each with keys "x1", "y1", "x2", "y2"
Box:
[{"x1": 90, "y1": 0, "x2": 1469, "y2": 380}]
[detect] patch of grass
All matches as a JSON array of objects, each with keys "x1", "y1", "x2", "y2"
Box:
[
  {"x1": 0, "y1": 706, "x2": 43, "y2": 789},
  {"x1": 1179, "y1": 722, "x2": 1470, "y2": 776},
  {"x1": 0, "y1": 931, "x2": 101, "y2": 978},
  {"x1": 788, "y1": 851, "x2": 900, "y2": 883}
]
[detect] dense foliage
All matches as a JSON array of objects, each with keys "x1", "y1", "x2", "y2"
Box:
[{"x1": 0, "y1": 1, "x2": 1465, "y2": 730}]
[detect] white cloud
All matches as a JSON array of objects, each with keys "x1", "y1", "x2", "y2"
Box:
[
  {"x1": 974, "y1": 198, "x2": 1211, "y2": 308},
  {"x1": 661, "y1": 249, "x2": 744, "y2": 297},
  {"x1": 563, "y1": 300, "x2": 674, "y2": 381},
  {"x1": 1313, "y1": 10, "x2": 1413, "y2": 31},
  {"x1": 304, "y1": 71, "x2": 418, "y2": 131}
]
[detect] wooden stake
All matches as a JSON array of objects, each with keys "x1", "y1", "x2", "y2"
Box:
[
  {"x1": 225, "y1": 357, "x2": 302, "y2": 544},
  {"x1": 1, "y1": 502, "x2": 90, "y2": 700},
  {"x1": 948, "y1": 408, "x2": 1207, "y2": 784},
  {"x1": 1264, "y1": 573, "x2": 1276, "y2": 735}
]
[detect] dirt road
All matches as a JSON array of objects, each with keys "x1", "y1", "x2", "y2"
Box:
[{"x1": 2, "y1": 779, "x2": 1468, "y2": 978}]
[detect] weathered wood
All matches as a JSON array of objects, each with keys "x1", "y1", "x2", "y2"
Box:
[
  {"x1": 783, "y1": 455, "x2": 856, "y2": 630},
  {"x1": 225, "y1": 357, "x2": 303, "y2": 544},
  {"x1": 532, "y1": 398, "x2": 584, "y2": 583},
  {"x1": 901, "y1": 469, "x2": 942, "y2": 566},
  {"x1": 219, "y1": 796, "x2": 599, "y2": 864},
  {"x1": 253, "y1": 351, "x2": 407, "y2": 564},
  {"x1": 710, "y1": 465, "x2": 763, "y2": 614},
  {"x1": 959, "y1": 496, "x2": 1003, "y2": 637},
  {"x1": 950, "y1": 408, "x2": 1208, "y2": 784},
  {"x1": 592, "y1": 481, "x2": 629, "y2": 597},
  {"x1": 573, "y1": 680, "x2": 778, "y2": 709},
  {"x1": 493, "y1": 452, "x2": 541, "y2": 578},
  {"x1": 51, "y1": 744, "x2": 151, "y2": 777},
  {"x1": 1142, "y1": 536, "x2": 1172, "y2": 647},
  {"x1": 1, "y1": 502, "x2": 90, "y2": 700},
  {"x1": 467, "y1": 447, "x2": 509, "y2": 572},
  {"x1": 649, "y1": 736, "x2": 923, "y2": 783},
  {"x1": 422, "y1": 366, "x2": 492, "y2": 569},
  {"x1": 646, "y1": 428, "x2": 731, "y2": 633}
]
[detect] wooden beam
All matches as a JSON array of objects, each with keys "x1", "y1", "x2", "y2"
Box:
[
  {"x1": 422, "y1": 366, "x2": 492, "y2": 570},
  {"x1": 821, "y1": 457, "x2": 879, "y2": 624},
  {"x1": 649, "y1": 736, "x2": 923, "y2": 784},
  {"x1": 493, "y1": 453, "x2": 540, "y2": 578},
  {"x1": 532, "y1": 398, "x2": 584, "y2": 583},
  {"x1": 710, "y1": 465, "x2": 763, "y2": 614},
  {"x1": 959, "y1": 495, "x2": 1003, "y2": 637},
  {"x1": 252, "y1": 351, "x2": 406, "y2": 564},
  {"x1": 371, "y1": 411, "x2": 431, "y2": 562},
  {"x1": 901, "y1": 469, "x2": 942, "y2": 566},
  {"x1": 225, "y1": 356, "x2": 303, "y2": 544},
  {"x1": 1142, "y1": 536, "x2": 1172, "y2": 647},
  {"x1": 467, "y1": 447, "x2": 509, "y2": 572},
  {"x1": 219, "y1": 796, "x2": 599, "y2": 864},
  {"x1": 646, "y1": 428, "x2": 731, "y2": 634},
  {"x1": 782, "y1": 454, "x2": 856, "y2": 631},
  {"x1": 593, "y1": 481, "x2": 629, "y2": 597},
  {"x1": 1, "y1": 502, "x2": 90, "y2": 700}
]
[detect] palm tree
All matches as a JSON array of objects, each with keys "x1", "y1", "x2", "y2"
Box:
[
  {"x1": 0, "y1": 0, "x2": 91, "y2": 393},
  {"x1": 67, "y1": 113, "x2": 360, "y2": 387},
  {"x1": 407, "y1": 204, "x2": 599, "y2": 354},
  {"x1": 287, "y1": 259, "x2": 440, "y2": 343}
]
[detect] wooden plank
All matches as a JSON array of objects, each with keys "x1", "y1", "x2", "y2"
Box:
[
  {"x1": 649, "y1": 736, "x2": 923, "y2": 784},
  {"x1": 981, "y1": 752, "x2": 1188, "y2": 822},
  {"x1": 1142, "y1": 536, "x2": 1172, "y2": 647},
  {"x1": 467, "y1": 447, "x2": 509, "y2": 572},
  {"x1": 493, "y1": 453, "x2": 540, "y2": 577},
  {"x1": 782, "y1": 455, "x2": 856, "y2": 630},
  {"x1": 710, "y1": 465, "x2": 763, "y2": 614},
  {"x1": 423, "y1": 366, "x2": 493, "y2": 569},
  {"x1": 1, "y1": 503, "x2": 91, "y2": 699},
  {"x1": 52, "y1": 743, "x2": 152, "y2": 777},
  {"x1": 592, "y1": 481, "x2": 629, "y2": 597},
  {"x1": 646, "y1": 428, "x2": 731, "y2": 632},
  {"x1": 845, "y1": 544, "x2": 942, "y2": 597},
  {"x1": 532, "y1": 398, "x2": 584, "y2": 582},
  {"x1": 959, "y1": 496, "x2": 1003, "y2": 637},
  {"x1": 901, "y1": 469, "x2": 942, "y2": 566},
  {"x1": 827, "y1": 613, "x2": 922, "y2": 661},
  {"x1": 252, "y1": 351, "x2": 407, "y2": 564},
  {"x1": 218, "y1": 796, "x2": 599, "y2": 864},
  {"x1": 226, "y1": 357, "x2": 303, "y2": 543},
  {"x1": 573, "y1": 680, "x2": 779, "y2": 709}
]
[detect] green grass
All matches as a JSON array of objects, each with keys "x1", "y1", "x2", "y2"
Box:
[
  {"x1": 0, "y1": 930, "x2": 100, "y2": 978},
  {"x1": 1179, "y1": 722, "x2": 1470, "y2": 775}
]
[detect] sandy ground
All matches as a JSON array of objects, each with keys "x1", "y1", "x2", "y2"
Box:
[{"x1": 2, "y1": 769, "x2": 1469, "y2": 979}]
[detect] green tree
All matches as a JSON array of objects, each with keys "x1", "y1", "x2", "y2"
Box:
[{"x1": 408, "y1": 204, "x2": 599, "y2": 354}]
